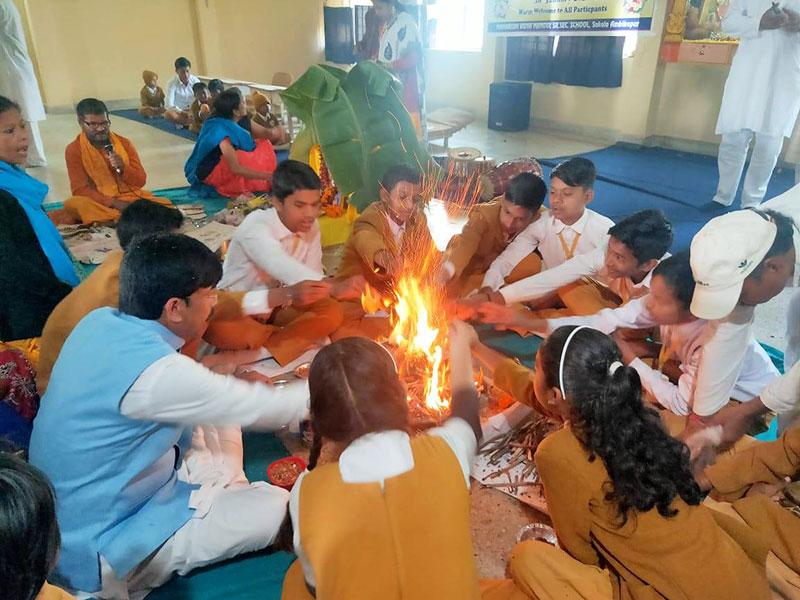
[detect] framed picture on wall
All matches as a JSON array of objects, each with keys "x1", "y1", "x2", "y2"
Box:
[{"x1": 661, "y1": 0, "x2": 738, "y2": 63}]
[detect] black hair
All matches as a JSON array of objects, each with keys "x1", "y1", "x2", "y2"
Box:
[
  {"x1": 652, "y1": 251, "x2": 694, "y2": 310},
  {"x1": 0, "y1": 95, "x2": 20, "y2": 116},
  {"x1": 119, "y1": 233, "x2": 222, "y2": 320},
  {"x1": 307, "y1": 338, "x2": 408, "y2": 470},
  {"x1": 608, "y1": 209, "x2": 673, "y2": 264},
  {"x1": 208, "y1": 79, "x2": 225, "y2": 95},
  {"x1": 505, "y1": 172, "x2": 547, "y2": 212},
  {"x1": 211, "y1": 89, "x2": 242, "y2": 121},
  {"x1": 380, "y1": 164, "x2": 420, "y2": 194},
  {"x1": 749, "y1": 209, "x2": 796, "y2": 279},
  {"x1": 551, "y1": 157, "x2": 596, "y2": 189},
  {"x1": 0, "y1": 454, "x2": 61, "y2": 600},
  {"x1": 174, "y1": 56, "x2": 191, "y2": 70},
  {"x1": 76, "y1": 98, "x2": 108, "y2": 118},
  {"x1": 538, "y1": 326, "x2": 702, "y2": 525},
  {"x1": 117, "y1": 200, "x2": 184, "y2": 251},
  {"x1": 271, "y1": 159, "x2": 321, "y2": 201},
  {"x1": 192, "y1": 81, "x2": 208, "y2": 95}
]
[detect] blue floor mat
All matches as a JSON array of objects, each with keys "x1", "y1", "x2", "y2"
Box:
[
  {"x1": 147, "y1": 432, "x2": 294, "y2": 600},
  {"x1": 110, "y1": 109, "x2": 197, "y2": 141},
  {"x1": 539, "y1": 143, "x2": 796, "y2": 253}
]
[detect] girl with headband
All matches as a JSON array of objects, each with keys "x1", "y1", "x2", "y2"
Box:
[{"x1": 520, "y1": 325, "x2": 770, "y2": 599}]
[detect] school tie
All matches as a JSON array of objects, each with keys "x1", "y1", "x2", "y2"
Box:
[
  {"x1": 290, "y1": 234, "x2": 302, "y2": 257},
  {"x1": 557, "y1": 229, "x2": 581, "y2": 260},
  {"x1": 657, "y1": 329, "x2": 673, "y2": 370}
]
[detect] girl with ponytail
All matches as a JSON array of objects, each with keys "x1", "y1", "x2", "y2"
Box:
[
  {"x1": 523, "y1": 325, "x2": 771, "y2": 599},
  {"x1": 280, "y1": 326, "x2": 485, "y2": 599}
]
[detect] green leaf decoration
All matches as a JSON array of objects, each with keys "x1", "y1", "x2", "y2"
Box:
[{"x1": 281, "y1": 61, "x2": 440, "y2": 211}]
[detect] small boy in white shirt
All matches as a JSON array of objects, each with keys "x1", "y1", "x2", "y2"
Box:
[
  {"x1": 482, "y1": 158, "x2": 613, "y2": 291},
  {"x1": 482, "y1": 253, "x2": 779, "y2": 418},
  {"x1": 208, "y1": 160, "x2": 363, "y2": 365},
  {"x1": 462, "y1": 209, "x2": 673, "y2": 320}
]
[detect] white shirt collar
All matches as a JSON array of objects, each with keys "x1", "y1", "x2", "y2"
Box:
[
  {"x1": 552, "y1": 208, "x2": 590, "y2": 235},
  {"x1": 264, "y1": 207, "x2": 314, "y2": 243},
  {"x1": 635, "y1": 252, "x2": 671, "y2": 289}
]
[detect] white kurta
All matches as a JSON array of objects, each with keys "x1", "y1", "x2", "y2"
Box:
[
  {"x1": 716, "y1": 0, "x2": 800, "y2": 138},
  {"x1": 0, "y1": 0, "x2": 45, "y2": 122}
]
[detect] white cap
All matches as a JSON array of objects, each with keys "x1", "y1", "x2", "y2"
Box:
[{"x1": 690, "y1": 210, "x2": 777, "y2": 320}]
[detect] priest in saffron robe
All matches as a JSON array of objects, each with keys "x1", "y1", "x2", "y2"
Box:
[{"x1": 61, "y1": 97, "x2": 171, "y2": 224}]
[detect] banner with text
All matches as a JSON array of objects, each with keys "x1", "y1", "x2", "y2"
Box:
[{"x1": 486, "y1": 0, "x2": 655, "y2": 35}]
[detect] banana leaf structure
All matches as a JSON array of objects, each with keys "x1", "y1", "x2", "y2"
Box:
[{"x1": 281, "y1": 61, "x2": 439, "y2": 212}]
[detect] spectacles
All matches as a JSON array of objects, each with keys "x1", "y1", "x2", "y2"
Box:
[{"x1": 82, "y1": 119, "x2": 110, "y2": 129}]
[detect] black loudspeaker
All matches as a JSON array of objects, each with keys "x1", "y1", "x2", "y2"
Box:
[{"x1": 488, "y1": 82, "x2": 532, "y2": 132}]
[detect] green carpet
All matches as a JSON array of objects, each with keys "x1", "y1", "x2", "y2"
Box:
[{"x1": 147, "y1": 432, "x2": 294, "y2": 600}]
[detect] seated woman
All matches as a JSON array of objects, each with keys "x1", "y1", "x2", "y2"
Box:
[
  {"x1": 0, "y1": 96, "x2": 78, "y2": 364},
  {"x1": 524, "y1": 325, "x2": 771, "y2": 599},
  {"x1": 0, "y1": 450, "x2": 74, "y2": 599},
  {"x1": 184, "y1": 89, "x2": 276, "y2": 198}
]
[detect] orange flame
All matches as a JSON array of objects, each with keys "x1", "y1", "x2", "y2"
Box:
[
  {"x1": 360, "y1": 277, "x2": 450, "y2": 416},
  {"x1": 390, "y1": 276, "x2": 450, "y2": 414}
]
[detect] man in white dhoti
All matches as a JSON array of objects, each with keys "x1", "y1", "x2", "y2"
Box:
[
  {"x1": 0, "y1": 0, "x2": 47, "y2": 167},
  {"x1": 712, "y1": 0, "x2": 800, "y2": 208}
]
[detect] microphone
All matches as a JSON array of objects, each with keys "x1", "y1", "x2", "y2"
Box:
[{"x1": 102, "y1": 138, "x2": 122, "y2": 175}]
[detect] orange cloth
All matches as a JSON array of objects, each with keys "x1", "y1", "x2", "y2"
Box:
[
  {"x1": 535, "y1": 427, "x2": 771, "y2": 599},
  {"x1": 204, "y1": 298, "x2": 343, "y2": 366},
  {"x1": 37, "y1": 251, "x2": 123, "y2": 392},
  {"x1": 36, "y1": 249, "x2": 247, "y2": 393},
  {"x1": 63, "y1": 133, "x2": 171, "y2": 223},
  {"x1": 284, "y1": 434, "x2": 480, "y2": 599},
  {"x1": 35, "y1": 582, "x2": 74, "y2": 600}
]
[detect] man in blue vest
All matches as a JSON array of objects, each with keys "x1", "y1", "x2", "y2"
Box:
[{"x1": 29, "y1": 233, "x2": 310, "y2": 598}]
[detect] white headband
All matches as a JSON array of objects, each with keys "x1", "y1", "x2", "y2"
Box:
[
  {"x1": 609, "y1": 361, "x2": 623, "y2": 375},
  {"x1": 558, "y1": 326, "x2": 589, "y2": 397}
]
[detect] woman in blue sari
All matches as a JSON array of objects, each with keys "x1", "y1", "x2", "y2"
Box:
[
  {"x1": 0, "y1": 96, "x2": 77, "y2": 357},
  {"x1": 0, "y1": 95, "x2": 77, "y2": 446},
  {"x1": 184, "y1": 89, "x2": 276, "y2": 198}
]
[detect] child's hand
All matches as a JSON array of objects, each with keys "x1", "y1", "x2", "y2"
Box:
[
  {"x1": 331, "y1": 275, "x2": 365, "y2": 300},
  {"x1": 289, "y1": 280, "x2": 332, "y2": 306},
  {"x1": 373, "y1": 250, "x2": 400, "y2": 278},
  {"x1": 449, "y1": 297, "x2": 482, "y2": 320},
  {"x1": 449, "y1": 319, "x2": 479, "y2": 347}
]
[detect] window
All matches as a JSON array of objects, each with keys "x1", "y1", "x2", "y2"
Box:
[{"x1": 428, "y1": 0, "x2": 485, "y2": 52}]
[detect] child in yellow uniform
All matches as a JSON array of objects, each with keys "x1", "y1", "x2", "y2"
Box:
[
  {"x1": 516, "y1": 325, "x2": 771, "y2": 599},
  {"x1": 189, "y1": 82, "x2": 211, "y2": 134},
  {"x1": 440, "y1": 172, "x2": 547, "y2": 297},
  {"x1": 138, "y1": 70, "x2": 165, "y2": 118},
  {"x1": 335, "y1": 164, "x2": 435, "y2": 338}
]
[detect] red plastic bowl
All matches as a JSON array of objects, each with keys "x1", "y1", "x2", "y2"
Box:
[{"x1": 267, "y1": 456, "x2": 307, "y2": 490}]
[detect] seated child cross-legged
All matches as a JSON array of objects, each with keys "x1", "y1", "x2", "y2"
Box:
[
  {"x1": 281, "y1": 324, "x2": 550, "y2": 600},
  {"x1": 189, "y1": 82, "x2": 212, "y2": 134},
  {"x1": 138, "y1": 70, "x2": 165, "y2": 118},
  {"x1": 477, "y1": 252, "x2": 779, "y2": 428},
  {"x1": 521, "y1": 325, "x2": 771, "y2": 599},
  {"x1": 480, "y1": 157, "x2": 614, "y2": 295},
  {"x1": 208, "y1": 160, "x2": 363, "y2": 365},
  {"x1": 464, "y1": 209, "x2": 673, "y2": 319},
  {"x1": 440, "y1": 172, "x2": 547, "y2": 297},
  {"x1": 334, "y1": 164, "x2": 436, "y2": 338}
]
